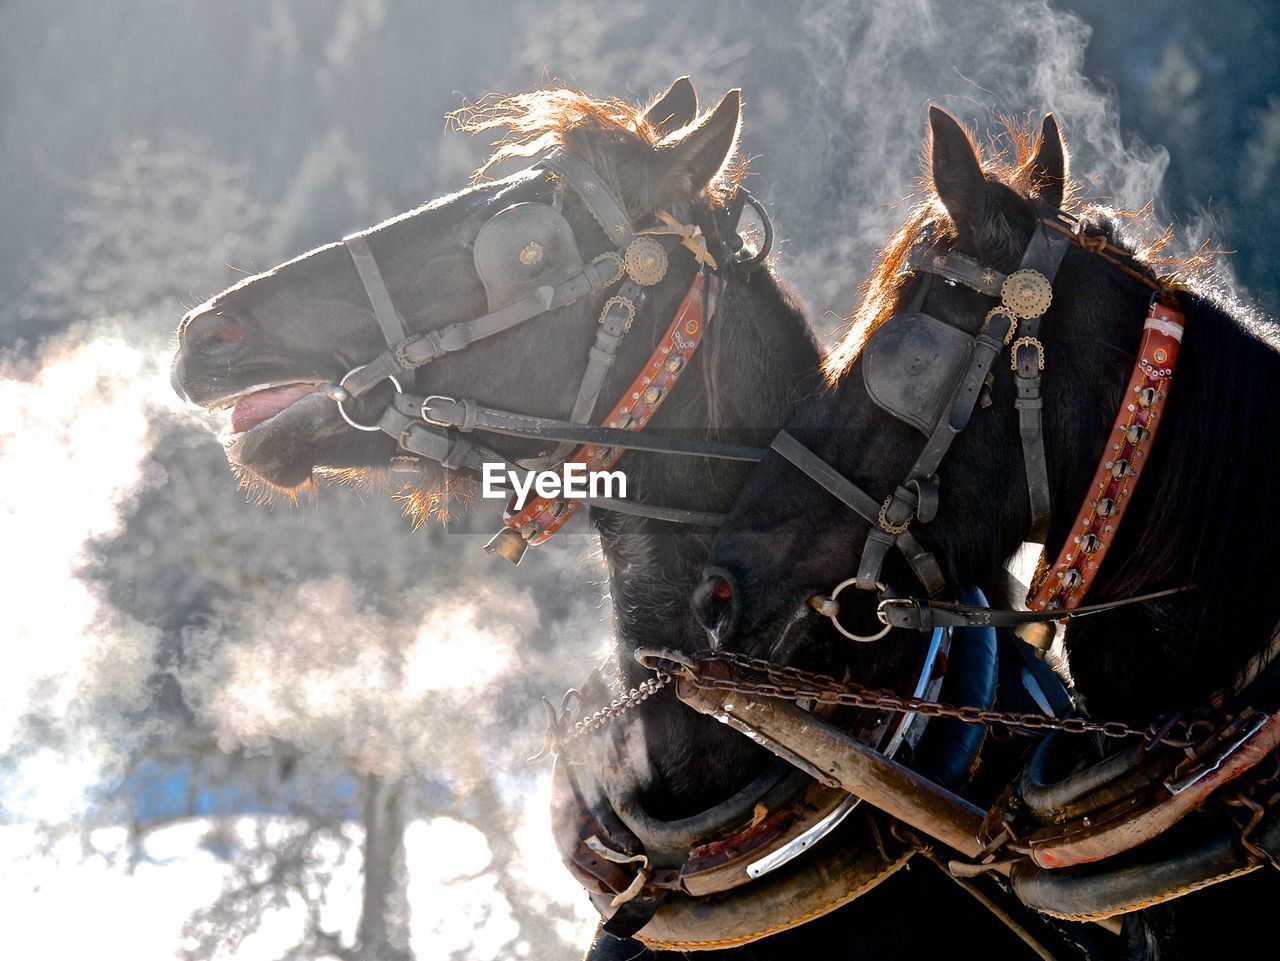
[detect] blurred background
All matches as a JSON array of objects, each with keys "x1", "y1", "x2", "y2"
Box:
[{"x1": 2, "y1": 1, "x2": 1276, "y2": 958}]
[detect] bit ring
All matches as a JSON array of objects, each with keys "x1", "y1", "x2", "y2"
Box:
[
  {"x1": 815, "y1": 578, "x2": 894, "y2": 643},
  {"x1": 335, "y1": 365, "x2": 403, "y2": 432}
]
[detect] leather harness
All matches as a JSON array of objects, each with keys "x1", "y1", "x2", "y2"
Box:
[
  {"x1": 774, "y1": 208, "x2": 1190, "y2": 642},
  {"x1": 321, "y1": 148, "x2": 773, "y2": 561}
]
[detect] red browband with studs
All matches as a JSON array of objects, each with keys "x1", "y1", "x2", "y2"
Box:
[
  {"x1": 504, "y1": 271, "x2": 719, "y2": 546},
  {"x1": 1029, "y1": 299, "x2": 1186, "y2": 612}
]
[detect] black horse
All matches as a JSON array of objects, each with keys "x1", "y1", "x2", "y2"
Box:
[
  {"x1": 171, "y1": 82, "x2": 1069, "y2": 958},
  {"x1": 695, "y1": 106, "x2": 1280, "y2": 959}
]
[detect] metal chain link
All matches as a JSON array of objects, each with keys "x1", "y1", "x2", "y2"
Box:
[
  {"x1": 569, "y1": 672, "x2": 671, "y2": 738},
  {"x1": 640, "y1": 648, "x2": 1158, "y2": 741}
]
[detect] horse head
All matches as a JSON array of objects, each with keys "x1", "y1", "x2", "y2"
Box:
[
  {"x1": 694, "y1": 107, "x2": 1191, "y2": 700},
  {"x1": 171, "y1": 78, "x2": 743, "y2": 517}
]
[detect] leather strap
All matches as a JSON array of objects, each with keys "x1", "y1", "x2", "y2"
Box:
[
  {"x1": 344, "y1": 234, "x2": 410, "y2": 348},
  {"x1": 1029, "y1": 298, "x2": 1185, "y2": 611},
  {"x1": 878, "y1": 586, "x2": 1191, "y2": 633},
  {"x1": 906, "y1": 247, "x2": 1006, "y2": 297},
  {"x1": 542, "y1": 148, "x2": 637, "y2": 247},
  {"x1": 1012, "y1": 214, "x2": 1071, "y2": 543},
  {"x1": 421, "y1": 396, "x2": 764, "y2": 461},
  {"x1": 342, "y1": 252, "x2": 626, "y2": 397},
  {"x1": 502, "y1": 272, "x2": 720, "y2": 546}
]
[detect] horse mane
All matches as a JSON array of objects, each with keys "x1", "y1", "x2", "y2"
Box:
[
  {"x1": 449, "y1": 87, "x2": 743, "y2": 216},
  {"x1": 821, "y1": 117, "x2": 1208, "y2": 384},
  {"x1": 1098, "y1": 282, "x2": 1280, "y2": 678}
]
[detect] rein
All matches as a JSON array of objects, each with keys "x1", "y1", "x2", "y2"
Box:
[{"x1": 320, "y1": 147, "x2": 773, "y2": 562}]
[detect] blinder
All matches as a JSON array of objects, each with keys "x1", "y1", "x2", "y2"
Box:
[
  {"x1": 863, "y1": 311, "x2": 978, "y2": 436},
  {"x1": 473, "y1": 201, "x2": 586, "y2": 312}
]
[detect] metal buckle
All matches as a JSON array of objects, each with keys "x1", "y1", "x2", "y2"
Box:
[
  {"x1": 419, "y1": 395, "x2": 457, "y2": 427},
  {"x1": 333, "y1": 365, "x2": 403, "y2": 432}
]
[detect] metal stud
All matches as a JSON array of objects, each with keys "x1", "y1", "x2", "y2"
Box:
[
  {"x1": 1125, "y1": 424, "x2": 1150, "y2": 444},
  {"x1": 1096, "y1": 497, "x2": 1117, "y2": 517},
  {"x1": 643, "y1": 386, "x2": 663, "y2": 405},
  {"x1": 1080, "y1": 533, "x2": 1103, "y2": 554},
  {"x1": 1137, "y1": 386, "x2": 1159, "y2": 408},
  {"x1": 1111, "y1": 459, "x2": 1133, "y2": 479},
  {"x1": 1057, "y1": 569, "x2": 1082, "y2": 589},
  {"x1": 519, "y1": 242, "x2": 544, "y2": 266}
]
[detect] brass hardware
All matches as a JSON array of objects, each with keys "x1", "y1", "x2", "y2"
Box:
[
  {"x1": 623, "y1": 235, "x2": 669, "y2": 285},
  {"x1": 1010, "y1": 336, "x2": 1046, "y2": 373},
  {"x1": 1001, "y1": 269, "x2": 1054, "y2": 319},
  {"x1": 809, "y1": 595, "x2": 840, "y2": 618},
  {"x1": 484, "y1": 527, "x2": 530, "y2": 564},
  {"x1": 1015, "y1": 621, "x2": 1056, "y2": 652},
  {"x1": 518, "y1": 242, "x2": 544, "y2": 266},
  {"x1": 599, "y1": 295, "x2": 637, "y2": 332}
]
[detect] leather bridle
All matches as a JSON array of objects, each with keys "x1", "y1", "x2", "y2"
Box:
[
  {"x1": 773, "y1": 207, "x2": 1188, "y2": 639},
  {"x1": 318, "y1": 147, "x2": 773, "y2": 561}
]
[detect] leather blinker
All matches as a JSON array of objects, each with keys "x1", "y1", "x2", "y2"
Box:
[
  {"x1": 473, "y1": 202, "x2": 585, "y2": 312},
  {"x1": 863, "y1": 312, "x2": 976, "y2": 435}
]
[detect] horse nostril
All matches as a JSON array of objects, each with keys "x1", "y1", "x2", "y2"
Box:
[
  {"x1": 693, "y1": 569, "x2": 739, "y2": 644},
  {"x1": 183, "y1": 310, "x2": 246, "y2": 349}
]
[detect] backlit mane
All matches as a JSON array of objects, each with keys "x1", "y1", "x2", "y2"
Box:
[
  {"x1": 821, "y1": 117, "x2": 1204, "y2": 384},
  {"x1": 449, "y1": 87, "x2": 742, "y2": 215}
]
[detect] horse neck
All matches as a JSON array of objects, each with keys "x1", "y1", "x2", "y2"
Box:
[
  {"x1": 591, "y1": 267, "x2": 819, "y2": 811},
  {"x1": 1064, "y1": 291, "x2": 1280, "y2": 722}
]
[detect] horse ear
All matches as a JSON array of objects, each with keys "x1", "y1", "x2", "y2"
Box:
[
  {"x1": 928, "y1": 106, "x2": 987, "y2": 234},
  {"x1": 651, "y1": 89, "x2": 741, "y2": 204},
  {"x1": 645, "y1": 77, "x2": 699, "y2": 136},
  {"x1": 1030, "y1": 114, "x2": 1068, "y2": 209}
]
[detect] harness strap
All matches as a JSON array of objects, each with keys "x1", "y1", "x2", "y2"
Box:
[
  {"x1": 770, "y1": 432, "x2": 946, "y2": 593},
  {"x1": 499, "y1": 272, "x2": 721, "y2": 548},
  {"x1": 1028, "y1": 298, "x2": 1185, "y2": 611},
  {"x1": 906, "y1": 247, "x2": 1006, "y2": 296},
  {"x1": 1012, "y1": 216, "x2": 1071, "y2": 543},
  {"x1": 342, "y1": 252, "x2": 626, "y2": 397},
  {"x1": 343, "y1": 234, "x2": 410, "y2": 347},
  {"x1": 421, "y1": 396, "x2": 764, "y2": 461},
  {"x1": 877, "y1": 585, "x2": 1191, "y2": 633},
  {"x1": 542, "y1": 148, "x2": 637, "y2": 247}
]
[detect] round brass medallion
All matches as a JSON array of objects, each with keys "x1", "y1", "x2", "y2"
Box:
[
  {"x1": 624, "y1": 236, "x2": 668, "y2": 286},
  {"x1": 1001, "y1": 269, "x2": 1053, "y2": 319}
]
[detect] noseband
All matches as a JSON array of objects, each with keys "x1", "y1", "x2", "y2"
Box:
[
  {"x1": 316, "y1": 148, "x2": 773, "y2": 560},
  {"x1": 774, "y1": 207, "x2": 1187, "y2": 637}
]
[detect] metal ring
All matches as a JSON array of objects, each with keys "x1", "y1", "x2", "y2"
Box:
[
  {"x1": 819, "y1": 577, "x2": 894, "y2": 643},
  {"x1": 335, "y1": 365, "x2": 403, "y2": 432}
]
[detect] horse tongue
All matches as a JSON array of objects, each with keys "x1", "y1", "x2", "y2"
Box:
[{"x1": 231, "y1": 385, "x2": 319, "y2": 433}]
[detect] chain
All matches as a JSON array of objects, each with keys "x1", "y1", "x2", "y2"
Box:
[
  {"x1": 641, "y1": 648, "x2": 1159, "y2": 742},
  {"x1": 570, "y1": 672, "x2": 671, "y2": 738}
]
